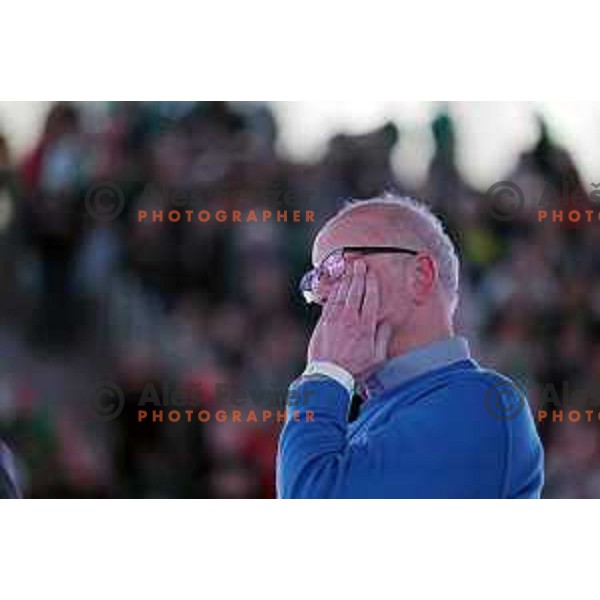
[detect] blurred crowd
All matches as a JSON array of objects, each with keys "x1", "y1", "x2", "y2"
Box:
[{"x1": 0, "y1": 101, "x2": 599, "y2": 498}]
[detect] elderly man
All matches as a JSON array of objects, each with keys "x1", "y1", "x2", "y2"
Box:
[{"x1": 276, "y1": 195, "x2": 544, "y2": 498}]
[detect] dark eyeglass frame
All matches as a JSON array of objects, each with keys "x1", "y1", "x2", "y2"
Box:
[{"x1": 299, "y1": 245, "x2": 420, "y2": 304}]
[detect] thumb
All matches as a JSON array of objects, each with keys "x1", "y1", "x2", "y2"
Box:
[{"x1": 374, "y1": 321, "x2": 393, "y2": 363}]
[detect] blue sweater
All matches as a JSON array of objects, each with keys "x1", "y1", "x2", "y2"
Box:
[{"x1": 277, "y1": 340, "x2": 544, "y2": 499}]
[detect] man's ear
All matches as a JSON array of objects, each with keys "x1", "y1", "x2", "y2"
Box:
[{"x1": 412, "y1": 254, "x2": 437, "y2": 304}]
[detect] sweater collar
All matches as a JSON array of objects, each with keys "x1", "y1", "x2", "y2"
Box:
[{"x1": 358, "y1": 336, "x2": 471, "y2": 400}]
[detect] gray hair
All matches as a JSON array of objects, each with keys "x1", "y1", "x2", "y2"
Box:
[{"x1": 328, "y1": 194, "x2": 460, "y2": 314}]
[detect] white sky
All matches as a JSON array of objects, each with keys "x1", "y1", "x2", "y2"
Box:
[
  {"x1": 271, "y1": 101, "x2": 600, "y2": 192},
  {"x1": 1, "y1": 102, "x2": 599, "y2": 192}
]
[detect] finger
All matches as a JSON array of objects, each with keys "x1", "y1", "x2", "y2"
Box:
[
  {"x1": 361, "y1": 268, "x2": 379, "y2": 328},
  {"x1": 374, "y1": 321, "x2": 393, "y2": 363},
  {"x1": 323, "y1": 276, "x2": 350, "y2": 320},
  {"x1": 344, "y1": 260, "x2": 366, "y2": 313}
]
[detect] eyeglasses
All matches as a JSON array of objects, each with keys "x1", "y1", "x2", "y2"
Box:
[{"x1": 299, "y1": 246, "x2": 419, "y2": 304}]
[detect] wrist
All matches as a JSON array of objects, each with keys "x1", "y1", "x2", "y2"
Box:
[{"x1": 303, "y1": 361, "x2": 355, "y2": 396}]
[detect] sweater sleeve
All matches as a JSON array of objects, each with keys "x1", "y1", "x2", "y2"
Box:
[{"x1": 276, "y1": 375, "x2": 371, "y2": 498}]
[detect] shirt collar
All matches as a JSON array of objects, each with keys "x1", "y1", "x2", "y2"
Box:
[{"x1": 358, "y1": 336, "x2": 471, "y2": 400}]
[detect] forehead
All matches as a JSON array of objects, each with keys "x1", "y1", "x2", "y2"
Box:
[{"x1": 312, "y1": 210, "x2": 404, "y2": 265}]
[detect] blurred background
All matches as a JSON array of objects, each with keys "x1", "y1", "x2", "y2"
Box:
[{"x1": 0, "y1": 101, "x2": 599, "y2": 498}]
